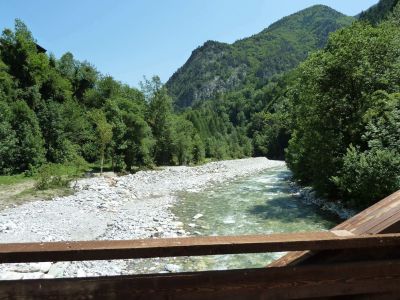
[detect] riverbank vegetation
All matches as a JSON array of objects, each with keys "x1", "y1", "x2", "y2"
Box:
[
  {"x1": 286, "y1": 5, "x2": 400, "y2": 208},
  {"x1": 0, "y1": 20, "x2": 252, "y2": 182},
  {"x1": 175, "y1": 0, "x2": 400, "y2": 209},
  {"x1": 1, "y1": 0, "x2": 400, "y2": 209}
]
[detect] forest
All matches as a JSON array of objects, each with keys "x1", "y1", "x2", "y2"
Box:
[
  {"x1": 0, "y1": 20, "x2": 254, "y2": 178},
  {"x1": 1, "y1": 0, "x2": 400, "y2": 209}
]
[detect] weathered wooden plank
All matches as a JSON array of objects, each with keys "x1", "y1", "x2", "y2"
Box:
[
  {"x1": 339, "y1": 190, "x2": 400, "y2": 235},
  {"x1": 1, "y1": 260, "x2": 400, "y2": 300},
  {"x1": 270, "y1": 190, "x2": 400, "y2": 267},
  {"x1": 2, "y1": 232, "x2": 400, "y2": 263}
]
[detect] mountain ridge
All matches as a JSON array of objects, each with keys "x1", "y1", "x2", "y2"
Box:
[{"x1": 166, "y1": 5, "x2": 354, "y2": 108}]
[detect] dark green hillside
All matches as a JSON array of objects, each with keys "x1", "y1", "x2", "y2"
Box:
[
  {"x1": 166, "y1": 5, "x2": 354, "y2": 108},
  {"x1": 358, "y1": 0, "x2": 399, "y2": 24}
]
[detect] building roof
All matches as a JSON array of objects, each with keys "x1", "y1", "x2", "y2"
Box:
[{"x1": 35, "y1": 43, "x2": 46, "y2": 53}]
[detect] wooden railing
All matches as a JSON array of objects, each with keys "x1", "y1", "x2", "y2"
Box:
[
  {"x1": 0, "y1": 230, "x2": 400, "y2": 263},
  {"x1": 1, "y1": 231, "x2": 400, "y2": 299}
]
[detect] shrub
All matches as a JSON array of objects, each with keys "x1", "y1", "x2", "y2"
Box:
[
  {"x1": 35, "y1": 164, "x2": 68, "y2": 190},
  {"x1": 332, "y1": 146, "x2": 400, "y2": 208},
  {"x1": 34, "y1": 158, "x2": 89, "y2": 190}
]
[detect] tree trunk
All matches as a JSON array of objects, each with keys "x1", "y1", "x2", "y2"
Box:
[{"x1": 100, "y1": 148, "x2": 104, "y2": 175}]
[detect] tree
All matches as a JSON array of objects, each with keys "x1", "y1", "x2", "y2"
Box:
[
  {"x1": 0, "y1": 101, "x2": 18, "y2": 174},
  {"x1": 192, "y1": 134, "x2": 205, "y2": 163},
  {"x1": 37, "y1": 101, "x2": 75, "y2": 163},
  {"x1": 105, "y1": 96, "x2": 154, "y2": 171},
  {"x1": 11, "y1": 100, "x2": 46, "y2": 172},
  {"x1": 0, "y1": 19, "x2": 50, "y2": 90},
  {"x1": 90, "y1": 110, "x2": 113, "y2": 174},
  {"x1": 144, "y1": 76, "x2": 176, "y2": 165},
  {"x1": 73, "y1": 61, "x2": 98, "y2": 101},
  {"x1": 286, "y1": 19, "x2": 400, "y2": 201},
  {"x1": 173, "y1": 117, "x2": 195, "y2": 165}
]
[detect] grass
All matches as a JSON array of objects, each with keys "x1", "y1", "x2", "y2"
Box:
[
  {"x1": 0, "y1": 161, "x2": 91, "y2": 187},
  {"x1": 0, "y1": 163, "x2": 89, "y2": 210},
  {"x1": 0, "y1": 174, "x2": 30, "y2": 185}
]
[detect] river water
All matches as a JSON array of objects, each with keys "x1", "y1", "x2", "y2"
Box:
[{"x1": 171, "y1": 165, "x2": 338, "y2": 271}]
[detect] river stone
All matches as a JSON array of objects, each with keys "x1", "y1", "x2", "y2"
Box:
[
  {"x1": 1, "y1": 272, "x2": 24, "y2": 280},
  {"x1": 10, "y1": 263, "x2": 41, "y2": 273},
  {"x1": 193, "y1": 214, "x2": 203, "y2": 220},
  {"x1": 39, "y1": 262, "x2": 52, "y2": 273},
  {"x1": 77, "y1": 269, "x2": 86, "y2": 277},
  {"x1": 23, "y1": 272, "x2": 44, "y2": 279},
  {"x1": 164, "y1": 264, "x2": 181, "y2": 273},
  {"x1": 172, "y1": 221, "x2": 184, "y2": 227},
  {"x1": 48, "y1": 263, "x2": 67, "y2": 277}
]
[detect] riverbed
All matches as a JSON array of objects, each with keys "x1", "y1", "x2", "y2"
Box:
[
  {"x1": 170, "y1": 166, "x2": 338, "y2": 271},
  {"x1": 0, "y1": 158, "x2": 338, "y2": 279}
]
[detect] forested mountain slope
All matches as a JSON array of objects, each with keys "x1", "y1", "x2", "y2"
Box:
[
  {"x1": 166, "y1": 5, "x2": 354, "y2": 108},
  {"x1": 358, "y1": 0, "x2": 399, "y2": 24}
]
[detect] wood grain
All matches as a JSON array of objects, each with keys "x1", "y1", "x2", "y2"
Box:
[
  {"x1": 1, "y1": 232, "x2": 400, "y2": 263},
  {"x1": 2, "y1": 260, "x2": 400, "y2": 300}
]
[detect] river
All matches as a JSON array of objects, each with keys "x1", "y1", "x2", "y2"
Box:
[
  {"x1": 171, "y1": 165, "x2": 338, "y2": 271},
  {"x1": 0, "y1": 160, "x2": 340, "y2": 278}
]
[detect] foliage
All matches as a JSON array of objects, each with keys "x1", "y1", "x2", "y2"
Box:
[
  {"x1": 34, "y1": 162, "x2": 86, "y2": 190},
  {"x1": 358, "y1": 0, "x2": 399, "y2": 25},
  {"x1": 1, "y1": 0, "x2": 398, "y2": 206},
  {"x1": 166, "y1": 5, "x2": 354, "y2": 108},
  {"x1": 90, "y1": 109, "x2": 113, "y2": 173},
  {"x1": 10, "y1": 100, "x2": 46, "y2": 173},
  {"x1": 332, "y1": 146, "x2": 400, "y2": 208},
  {"x1": 34, "y1": 164, "x2": 65, "y2": 190},
  {"x1": 0, "y1": 20, "x2": 257, "y2": 179},
  {"x1": 286, "y1": 16, "x2": 400, "y2": 205},
  {"x1": 0, "y1": 174, "x2": 28, "y2": 185}
]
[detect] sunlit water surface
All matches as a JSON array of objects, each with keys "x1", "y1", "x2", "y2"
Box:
[{"x1": 171, "y1": 165, "x2": 338, "y2": 270}]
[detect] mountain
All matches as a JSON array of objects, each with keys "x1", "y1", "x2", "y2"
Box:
[
  {"x1": 166, "y1": 5, "x2": 354, "y2": 108},
  {"x1": 358, "y1": 0, "x2": 399, "y2": 24}
]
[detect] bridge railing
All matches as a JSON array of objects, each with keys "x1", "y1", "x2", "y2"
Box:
[
  {"x1": 1, "y1": 231, "x2": 400, "y2": 299},
  {"x1": 0, "y1": 230, "x2": 400, "y2": 263}
]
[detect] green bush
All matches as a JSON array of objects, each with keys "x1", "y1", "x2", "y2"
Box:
[
  {"x1": 332, "y1": 146, "x2": 400, "y2": 208},
  {"x1": 35, "y1": 164, "x2": 68, "y2": 190},
  {"x1": 34, "y1": 158, "x2": 89, "y2": 190}
]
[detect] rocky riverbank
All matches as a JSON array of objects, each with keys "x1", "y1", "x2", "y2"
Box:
[
  {"x1": 0, "y1": 158, "x2": 285, "y2": 280},
  {"x1": 290, "y1": 184, "x2": 357, "y2": 220}
]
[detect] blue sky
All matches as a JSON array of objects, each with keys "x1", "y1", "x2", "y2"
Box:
[{"x1": 1, "y1": 0, "x2": 378, "y2": 87}]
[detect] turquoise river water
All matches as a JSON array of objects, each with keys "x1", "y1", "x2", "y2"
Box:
[{"x1": 171, "y1": 165, "x2": 339, "y2": 270}]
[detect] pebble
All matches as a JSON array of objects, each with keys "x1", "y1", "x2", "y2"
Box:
[
  {"x1": 164, "y1": 264, "x2": 181, "y2": 273},
  {"x1": 39, "y1": 262, "x2": 52, "y2": 273},
  {"x1": 292, "y1": 184, "x2": 356, "y2": 219},
  {"x1": 193, "y1": 214, "x2": 203, "y2": 220},
  {"x1": 1, "y1": 272, "x2": 24, "y2": 280},
  {"x1": 77, "y1": 269, "x2": 86, "y2": 278},
  {"x1": 23, "y1": 272, "x2": 44, "y2": 280},
  {"x1": 47, "y1": 263, "x2": 67, "y2": 278}
]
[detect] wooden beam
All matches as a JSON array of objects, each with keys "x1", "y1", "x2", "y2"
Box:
[
  {"x1": 2, "y1": 260, "x2": 400, "y2": 299},
  {"x1": 1, "y1": 231, "x2": 400, "y2": 263},
  {"x1": 270, "y1": 190, "x2": 400, "y2": 267}
]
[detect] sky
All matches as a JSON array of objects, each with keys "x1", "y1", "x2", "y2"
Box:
[{"x1": 0, "y1": 0, "x2": 379, "y2": 88}]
